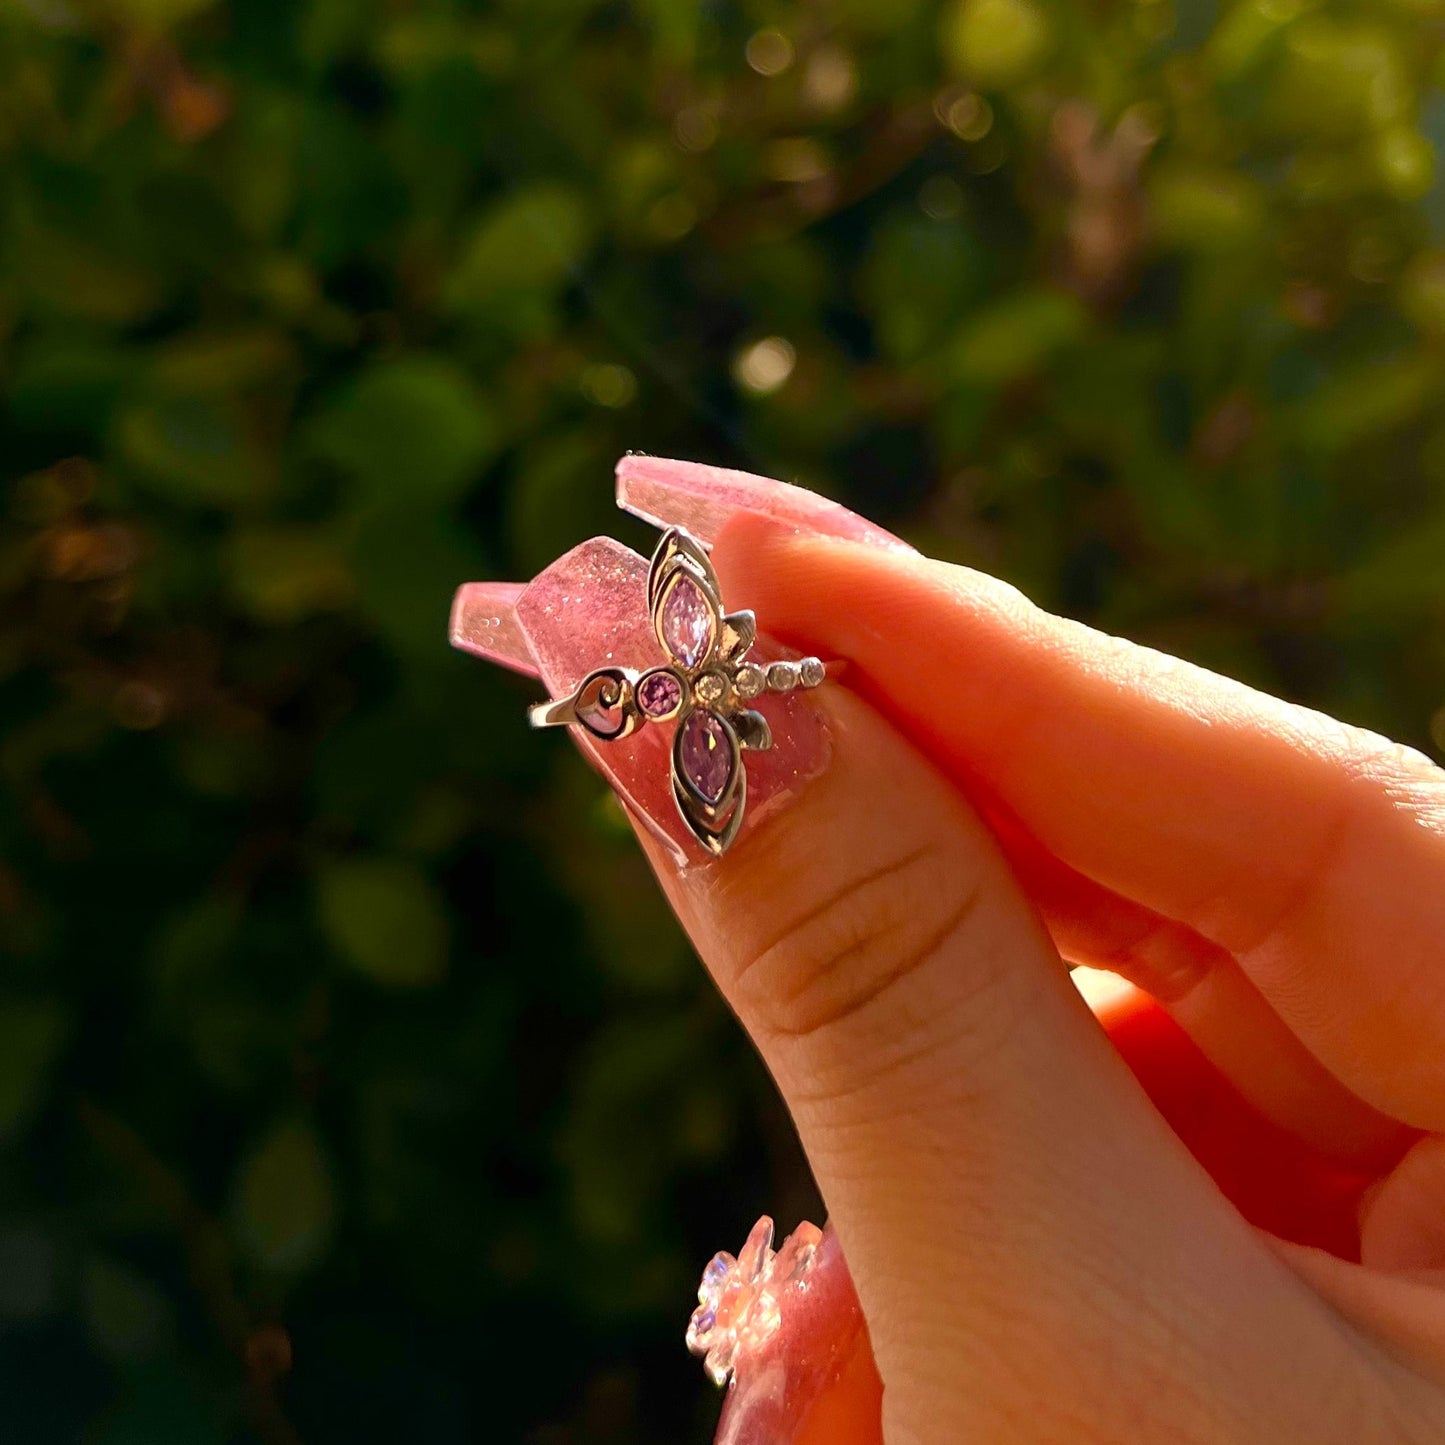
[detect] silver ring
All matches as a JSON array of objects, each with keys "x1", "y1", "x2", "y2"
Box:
[{"x1": 528, "y1": 527, "x2": 826, "y2": 855}]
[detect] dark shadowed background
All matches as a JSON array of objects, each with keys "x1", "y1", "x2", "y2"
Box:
[{"x1": 3, "y1": 0, "x2": 1445, "y2": 1440}]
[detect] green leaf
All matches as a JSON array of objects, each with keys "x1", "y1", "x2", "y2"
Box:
[
  {"x1": 951, "y1": 287, "x2": 1088, "y2": 385},
  {"x1": 1291, "y1": 355, "x2": 1436, "y2": 451},
  {"x1": 113, "y1": 398, "x2": 263, "y2": 509},
  {"x1": 1399, "y1": 250, "x2": 1445, "y2": 336},
  {"x1": 858, "y1": 213, "x2": 985, "y2": 360},
  {"x1": 227, "y1": 526, "x2": 354, "y2": 623},
  {"x1": 941, "y1": 0, "x2": 1054, "y2": 88},
  {"x1": 1205, "y1": 0, "x2": 1296, "y2": 83},
  {"x1": 0, "y1": 1001, "x2": 67, "y2": 1139},
  {"x1": 1341, "y1": 515, "x2": 1445, "y2": 617},
  {"x1": 507, "y1": 433, "x2": 616, "y2": 573},
  {"x1": 1149, "y1": 166, "x2": 1266, "y2": 252},
  {"x1": 7, "y1": 339, "x2": 135, "y2": 432},
  {"x1": 307, "y1": 357, "x2": 498, "y2": 505},
  {"x1": 1268, "y1": 20, "x2": 1413, "y2": 140},
  {"x1": 316, "y1": 858, "x2": 449, "y2": 986},
  {"x1": 234, "y1": 1119, "x2": 336, "y2": 1273},
  {"x1": 83, "y1": 1256, "x2": 172, "y2": 1361},
  {"x1": 106, "y1": 0, "x2": 223, "y2": 27},
  {"x1": 16, "y1": 223, "x2": 162, "y2": 324},
  {"x1": 446, "y1": 182, "x2": 595, "y2": 310},
  {"x1": 347, "y1": 505, "x2": 484, "y2": 655},
  {"x1": 151, "y1": 329, "x2": 295, "y2": 394}
]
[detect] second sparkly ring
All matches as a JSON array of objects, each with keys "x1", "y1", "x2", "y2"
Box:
[{"x1": 528, "y1": 526, "x2": 826, "y2": 855}]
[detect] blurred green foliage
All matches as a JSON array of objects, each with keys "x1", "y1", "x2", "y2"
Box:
[{"x1": 2, "y1": 0, "x2": 1444, "y2": 1439}]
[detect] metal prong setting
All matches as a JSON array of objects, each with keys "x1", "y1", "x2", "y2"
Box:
[{"x1": 527, "y1": 527, "x2": 828, "y2": 855}]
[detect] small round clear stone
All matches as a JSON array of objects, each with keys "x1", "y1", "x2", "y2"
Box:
[
  {"x1": 799, "y1": 657, "x2": 826, "y2": 688},
  {"x1": 695, "y1": 672, "x2": 727, "y2": 705},
  {"x1": 734, "y1": 663, "x2": 765, "y2": 698},
  {"x1": 766, "y1": 661, "x2": 800, "y2": 692}
]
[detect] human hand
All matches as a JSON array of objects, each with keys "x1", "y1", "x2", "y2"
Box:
[
  {"x1": 641, "y1": 460, "x2": 1445, "y2": 1444},
  {"x1": 454, "y1": 457, "x2": 1445, "y2": 1444}
]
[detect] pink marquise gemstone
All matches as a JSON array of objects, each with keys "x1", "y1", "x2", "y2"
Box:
[
  {"x1": 507, "y1": 535, "x2": 831, "y2": 872},
  {"x1": 662, "y1": 574, "x2": 715, "y2": 668},
  {"x1": 680, "y1": 710, "x2": 732, "y2": 802},
  {"x1": 638, "y1": 670, "x2": 682, "y2": 717}
]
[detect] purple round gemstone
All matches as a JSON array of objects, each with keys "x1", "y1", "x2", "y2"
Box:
[
  {"x1": 661, "y1": 574, "x2": 715, "y2": 669},
  {"x1": 679, "y1": 709, "x2": 733, "y2": 804},
  {"x1": 638, "y1": 670, "x2": 682, "y2": 717}
]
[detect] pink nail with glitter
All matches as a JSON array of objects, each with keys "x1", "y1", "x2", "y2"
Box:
[
  {"x1": 614, "y1": 454, "x2": 913, "y2": 553},
  {"x1": 450, "y1": 455, "x2": 888, "y2": 1445},
  {"x1": 686, "y1": 1217, "x2": 881, "y2": 1445},
  {"x1": 450, "y1": 455, "x2": 898, "y2": 867}
]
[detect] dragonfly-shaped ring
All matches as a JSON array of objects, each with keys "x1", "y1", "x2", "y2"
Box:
[{"x1": 528, "y1": 527, "x2": 826, "y2": 855}]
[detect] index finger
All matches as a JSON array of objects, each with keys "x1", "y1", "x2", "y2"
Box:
[{"x1": 714, "y1": 512, "x2": 1445, "y2": 1130}]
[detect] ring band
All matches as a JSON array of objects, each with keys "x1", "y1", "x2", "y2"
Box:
[
  {"x1": 525, "y1": 527, "x2": 829, "y2": 855},
  {"x1": 528, "y1": 656, "x2": 827, "y2": 731}
]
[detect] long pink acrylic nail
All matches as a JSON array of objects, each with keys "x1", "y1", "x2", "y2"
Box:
[
  {"x1": 616, "y1": 455, "x2": 914, "y2": 553},
  {"x1": 450, "y1": 582, "x2": 537, "y2": 677},
  {"x1": 688, "y1": 1220, "x2": 882, "y2": 1445},
  {"x1": 512, "y1": 537, "x2": 829, "y2": 868}
]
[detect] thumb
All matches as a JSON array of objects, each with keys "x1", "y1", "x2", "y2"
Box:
[{"x1": 633, "y1": 539, "x2": 1376, "y2": 1443}]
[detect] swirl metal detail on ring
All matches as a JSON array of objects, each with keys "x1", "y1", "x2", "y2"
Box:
[{"x1": 527, "y1": 527, "x2": 826, "y2": 856}]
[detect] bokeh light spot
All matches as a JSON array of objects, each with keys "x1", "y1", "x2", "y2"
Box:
[
  {"x1": 745, "y1": 29, "x2": 794, "y2": 76},
  {"x1": 581, "y1": 363, "x2": 638, "y2": 409},
  {"x1": 733, "y1": 337, "x2": 797, "y2": 395}
]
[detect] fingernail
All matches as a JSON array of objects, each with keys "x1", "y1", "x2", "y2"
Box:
[
  {"x1": 616, "y1": 455, "x2": 914, "y2": 554},
  {"x1": 514, "y1": 536, "x2": 831, "y2": 869},
  {"x1": 692, "y1": 1221, "x2": 880, "y2": 1445},
  {"x1": 450, "y1": 582, "x2": 538, "y2": 678}
]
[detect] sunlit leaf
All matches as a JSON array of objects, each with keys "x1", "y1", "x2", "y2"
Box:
[
  {"x1": 446, "y1": 182, "x2": 595, "y2": 311},
  {"x1": 950, "y1": 288, "x2": 1088, "y2": 385},
  {"x1": 1399, "y1": 250, "x2": 1445, "y2": 337},
  {"x1": 1149, "y1": 166, "x2": 1266, "y2": 251},
  {"x1": 941, "y1": 0, "x2": 1053, "y2": 87},
  {"x1": 1291, "y1": 355, "x2": 1436, "y2": 451},
  {"x1": 1268, "y1": 19, "x2": 1413, "y2": 139}
]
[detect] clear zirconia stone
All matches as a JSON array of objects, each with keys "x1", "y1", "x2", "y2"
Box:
[
  {"x1": 734, "y1": 663, "x2": 765, "y2": 698},
  {"x1": 638, "y1": 670, "x2": 682, "y2": 717},
  {"x1": 679, "y1": 710, "x2": 732, "y2": 803},
  {"x1": 766, "y1": 660, "x2": 800, "y2": 692},
  {"x1": 694, "y1": 672, "x2": 727, "y2": 705},
  {"x1": 800, "y1": 657, "x2": 826, "y2": 688},
  {"x1": 661, "y1": 575, "x2": 715, "y2": 669}
]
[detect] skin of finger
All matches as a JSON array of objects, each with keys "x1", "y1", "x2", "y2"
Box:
[
  {"x1": 713, "y1": 516, "x2": 1445, "y2": 1130},
  {"x1": 1271, "y1": 1239, "x2": 1445, "y2": 1424},
  {"x1": 1360, "y1": 1137, "x2": 1445, "y2": 1272},
  {"x1": 998, "y1": 802, "x2": 1410, "y2": 1169},
  {"x1": 635, "y1": 687, "x2": 1381, "y2": 1444},
  {"x1": 1099, "y1": 983, "x2": 1383, "y2": 1258}
]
